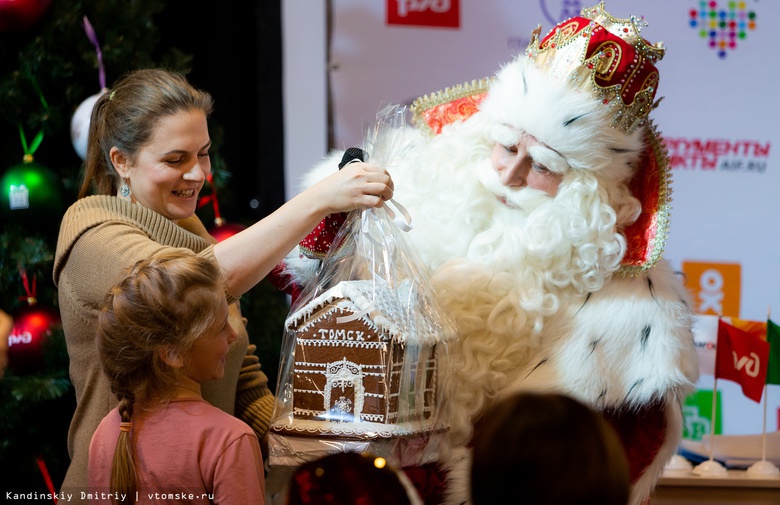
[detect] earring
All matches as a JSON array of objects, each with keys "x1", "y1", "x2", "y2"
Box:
[{"x1": 119, "y1": 178, "x2": 132, "y2": 199}]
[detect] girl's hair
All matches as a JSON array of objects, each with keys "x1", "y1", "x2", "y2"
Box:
[
  {"x1": 96, "y1": 249, "x2": 223, "y2": 502},
  {"x1": 470, "y1": 392, "x2": 631, "y2": 505},
  {"x1": 78, "y1": 68, "x2": 214, "y2": 198}
]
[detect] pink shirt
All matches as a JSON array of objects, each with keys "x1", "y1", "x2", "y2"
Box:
[{"x1": 88, "y1": 398, "x2": 265, "y2": 504}]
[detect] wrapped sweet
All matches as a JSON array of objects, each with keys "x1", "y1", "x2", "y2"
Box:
[{"x1": 269, "y1": 106, "x2": 454, "y2": 468}]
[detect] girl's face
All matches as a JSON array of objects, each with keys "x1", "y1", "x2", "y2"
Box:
[
  {"x1": 183, "y1": 298, "x2": 237, "y2": 383},
  {"x1": 114, "y1": 108, "x2": 211, "y2": 222}
]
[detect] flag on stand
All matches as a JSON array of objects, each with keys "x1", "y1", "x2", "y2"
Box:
[
  {"x1": 715, "y1": 319, "x2": 770, "y2": 402},
  {"x1": 766, "y1": 319, "x2": 780, "y2": 385}
]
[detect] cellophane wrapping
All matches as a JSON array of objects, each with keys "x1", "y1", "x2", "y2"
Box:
[{"x1": 269, "y1": 105, "x2": 455, "y2": 469}]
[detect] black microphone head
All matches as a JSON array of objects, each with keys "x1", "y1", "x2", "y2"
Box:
[{"x1": 338, "y1": 147, "x2": 366, "y2": 169}]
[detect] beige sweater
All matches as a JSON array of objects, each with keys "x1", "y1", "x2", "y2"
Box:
[{"x1": 53, "y1": 195, "x2": 275, "y2": 498}]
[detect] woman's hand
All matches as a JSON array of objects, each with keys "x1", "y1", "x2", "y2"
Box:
[
  {"x1": 308, "y1": 162, "x2": 394, "y2": 215},
  {"x1": 212, "y1": 162, "x2": 393, "y2": 297}
]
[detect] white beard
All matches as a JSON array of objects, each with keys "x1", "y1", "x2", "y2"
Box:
[
  {"x1": 381, "y1": 116, "x2": 633, "y2": 452},
  {"x1": 468, "y1": 159, "x2": 554, "y2": 266}
]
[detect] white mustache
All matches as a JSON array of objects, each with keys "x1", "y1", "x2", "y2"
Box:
[{"x1": 476, "y1": 161, "x2": 552, "y2": 211}]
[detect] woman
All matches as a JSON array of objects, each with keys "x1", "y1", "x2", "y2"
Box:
[{"x1": 53, "y1": 68, "x2": 393, "y2": 500}]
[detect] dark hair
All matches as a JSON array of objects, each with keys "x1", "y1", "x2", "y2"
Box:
[
  {"x1": 470, "y1": 392, "x2": 630, "y2": 505},
  {"x1": 287, "y1": 452, "x2": 418, "y2": 505},
  {"x1": 96, "y1": 249, "x2": 223, "y2": 503},
  {"x1": 79, "y1": 68, "x2": 213, "y2": 198}
]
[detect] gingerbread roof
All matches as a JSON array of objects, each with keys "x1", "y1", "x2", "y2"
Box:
[{"x1": 286, "y1": 278, "x2": 442, "y2": 346}]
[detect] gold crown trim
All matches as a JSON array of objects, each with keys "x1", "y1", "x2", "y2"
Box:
[
  {"x1": 618, "y1": 120, "x2": 672, "y2": 277},
  {"x1": 580, "y1": 2, "x2": 665, "y2": 61},
  {"x1": 411, "y1": 78, "x2": 493, "y2": 138}
]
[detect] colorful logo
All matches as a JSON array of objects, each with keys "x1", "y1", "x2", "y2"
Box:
[
  {"x1": 683, "y1": 391, "x2": 722, "y2": 440},
  {"x1": 387, "y1": 0, "x2": 460, "y2": 28},
  {"x1": 689, "y1": 1, "x2": 757, "y2": 58},
  {"x1": 682, "y1": 261, "x2": 742, "y2": 317}
]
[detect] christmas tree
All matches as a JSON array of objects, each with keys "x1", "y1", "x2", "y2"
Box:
[{"x1": 0, "y1": 0, "x2": 287, "y2": 493}]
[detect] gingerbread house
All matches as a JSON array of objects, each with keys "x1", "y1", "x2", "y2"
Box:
[{"x1": 272, "y1": 278, "x2": 443, "y2": 438}]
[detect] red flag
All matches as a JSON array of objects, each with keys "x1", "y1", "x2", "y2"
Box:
[{"x1": 716, "y1": 320, "x2": 770, "y2": 402}]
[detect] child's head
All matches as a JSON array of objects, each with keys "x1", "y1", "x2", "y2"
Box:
[
  {"x1": 470, "y1": 391, "x2": 630, "y2": 505},
  {"x1": 97, "y1": 249, "x2": 231, "y2": 411},
  {"x1": 286, "y1": 452, "x2": 422, "y2": 505}
]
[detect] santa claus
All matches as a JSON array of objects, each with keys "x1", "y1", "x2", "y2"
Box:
[{"x1": 275, "y1": 3, "x2": 699, "y2": 504}]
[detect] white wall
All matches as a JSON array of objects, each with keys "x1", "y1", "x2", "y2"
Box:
[{"x1": 281, "y1": 0, "x2": 328, "y2": 198}]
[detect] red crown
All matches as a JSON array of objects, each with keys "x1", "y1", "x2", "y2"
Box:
[{"x1": 526, "y1": 2, "x2": 665, "y2": 134}]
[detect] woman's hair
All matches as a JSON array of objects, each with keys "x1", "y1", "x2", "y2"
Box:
[
  {"x1": 96, "y1": 249, "x2": 223, "y2": 502},
  {"x1": 470, "y1": 392, "x2": 630, "y2": 505},
  {"x1": 79, "y1": 68, "x2": 214, "y2": 198},
  {"x1": 287, "y1": 452, "x2": 421, "y2": 505}
]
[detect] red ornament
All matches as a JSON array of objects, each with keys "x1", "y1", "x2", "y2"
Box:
[
  {"x1": 0, "y1": 0, "x2": 52, "y2": 33},
  {"x1": 7, "y1": 303, "x2": 60, "y2": 375},
  {"x1": 199, "y1": 173, "x2": 247, "y2": 242},
  {"x1": 208, "y1": 220, "x2": 247, "y2": 242}
]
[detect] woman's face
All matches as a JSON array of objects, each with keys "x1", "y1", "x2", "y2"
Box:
[{"x1": 117, "y1": 109, "x2": 211, "y2": 221}]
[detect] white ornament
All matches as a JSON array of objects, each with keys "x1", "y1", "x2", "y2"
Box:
[{"x1": 70, "y1": 90, "x2": 105, "y2": 160}]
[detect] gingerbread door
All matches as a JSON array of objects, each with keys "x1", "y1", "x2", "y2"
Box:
[{"x1": 324, "y1": 358, "x2": 366, "y2": 423}]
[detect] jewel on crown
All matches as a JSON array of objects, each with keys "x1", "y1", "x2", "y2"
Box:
[{"x1": 525, "y1": 2, "x2": 666, "y2": 134}]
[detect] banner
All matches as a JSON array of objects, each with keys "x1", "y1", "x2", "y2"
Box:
[
  {"x1": 283, "y1": 0, "x2": 780, "y2": 434},
  {"x1": 313, "y1": 0, "x2": 780, "y2": 323}
]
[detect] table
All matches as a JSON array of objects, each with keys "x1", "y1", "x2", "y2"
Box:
[{"x1": 651, "y1": 471, "x2": 780, "y2": 504}]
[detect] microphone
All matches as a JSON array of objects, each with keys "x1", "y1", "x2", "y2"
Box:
[{"x1": 338, "y1": 147, "x2": 366, "y2": 169}]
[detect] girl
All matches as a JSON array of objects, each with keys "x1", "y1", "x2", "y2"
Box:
[{"x1": 88, "y1": 250, "x2": 265, "y2": 504}]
